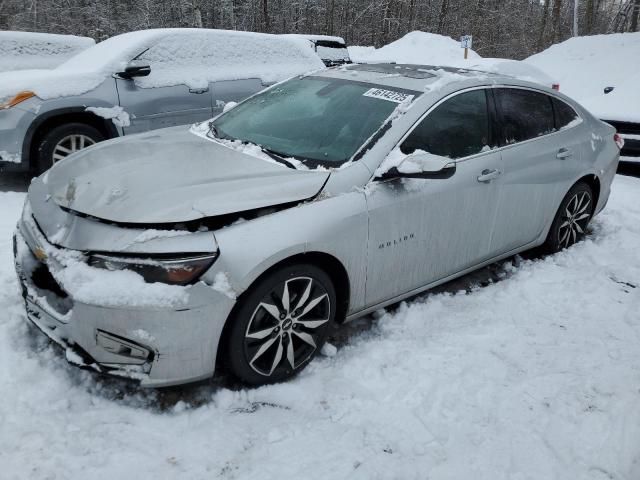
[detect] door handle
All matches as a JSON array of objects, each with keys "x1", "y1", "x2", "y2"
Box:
[
  {"x1": 556, "y1": 147, "x2": 573, "y2": 159},
  {"x1": 477, "y1": 169, "x2": 502, "y2": 183},
  {"x1": 189, "y1": 87, "x2": 209, "y2": 94}
]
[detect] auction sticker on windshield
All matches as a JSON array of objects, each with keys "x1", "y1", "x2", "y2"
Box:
[{"x1": 363, "y1": 88, "x2": 414, "y2": 103}]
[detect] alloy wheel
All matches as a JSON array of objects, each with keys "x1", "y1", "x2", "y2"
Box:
[
  {"x1": 52, "y1": 134, "x2": 96, "y2": 163},
  {"x1": 244, "y1": 276, "x2": 331, "y2": 377},
  {"x1": 558, "y1": 191, "x2": 592, "y2": 249}
]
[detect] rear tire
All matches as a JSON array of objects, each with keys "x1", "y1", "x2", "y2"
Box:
[
  {"x1": 35, "y1": 123, "x2": 104, "y2": 174},
  {"x1": 542, "y1": 182, "x2": 594, "y2": 253},
  {"x1": 225, "y1": 264, "x2": 336, "y2": 386}
]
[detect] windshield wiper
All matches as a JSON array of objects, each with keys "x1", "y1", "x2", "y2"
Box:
[
  {"x1": 207, "y1": 122, "x2": 221, "y2": 139},
  {"x1": 260, "y1": 147, "x2": 298, "y2": 169}
]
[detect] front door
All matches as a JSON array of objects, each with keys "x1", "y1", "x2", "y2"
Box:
[
  {"x1": 114, "y1": 35, "x2": 214, "y2": 135},
  {"x1": 116, "y1": 78, "x2": 213, "y2": 135},
  {"x1": 364, "y1": 88, "x2": 504, "y2": 306}
]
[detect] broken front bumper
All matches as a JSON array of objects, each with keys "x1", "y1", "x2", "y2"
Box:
[{"x1": 13, "y1": 215, "x2": 236, "y2": 388}]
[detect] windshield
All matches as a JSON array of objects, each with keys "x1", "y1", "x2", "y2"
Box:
[
  {"x1": 315, "y1": 41, "x2": 350, "y2": 64},
  {"x1": 212, "y1": 77, "x2": 419, "y2": 167}
]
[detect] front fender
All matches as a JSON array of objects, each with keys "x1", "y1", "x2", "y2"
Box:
[{"x1": 206, "y1": 190, "x2": 369, "y2": 314}]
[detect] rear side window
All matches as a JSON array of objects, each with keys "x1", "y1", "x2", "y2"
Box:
[
  {"x1": 553, "y1": 98, "x2": 579, "y2": 129},
  {"x1": 495, "y1": 88, "x2": 554, "y2": 144},
  {"x1": 401, "y1": 89, "x2": 490, "y2": 159}
]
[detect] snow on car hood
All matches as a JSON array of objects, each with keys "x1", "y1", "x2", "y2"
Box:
[{"x1": 44, "y1": 127, "x2": 330, "y2": 224}]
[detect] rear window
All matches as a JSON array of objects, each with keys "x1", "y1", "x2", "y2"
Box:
[
  {"x1": 553, "y1": 98, "x2": 579, "y2": 129},
  {"x1": 315, "y1": 40, "x2": 350, "y2": 64},
  {"x1": 495, "y1": 88, "x2": 555, "y2": 144}
]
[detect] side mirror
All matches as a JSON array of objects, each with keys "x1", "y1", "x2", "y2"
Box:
[
  {"x1": 117, "y1": 64, "x2": 151, "y2": 80},
  {"x1": 379, "y1": 151, "x2": 456, "y2": 179}
]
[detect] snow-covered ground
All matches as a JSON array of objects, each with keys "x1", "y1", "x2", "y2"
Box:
[{"x1": 1, "y1": 174, "x2": 640, "y2": 479}]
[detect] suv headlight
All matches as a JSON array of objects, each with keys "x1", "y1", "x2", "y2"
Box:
[
  {"x1": 89, "y1": 253, "x2": 217, "y2": 286},
  {"x1": 0, "y1": 91, "x2": 35, "y2": 110}
]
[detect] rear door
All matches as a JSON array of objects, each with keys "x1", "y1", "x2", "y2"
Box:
[
  {"x1": 490, "y1": 87, "x2": 582, "y2": 253},
  {"x1": 115, "y1": 36, "x2": 213, "y2": 135}
]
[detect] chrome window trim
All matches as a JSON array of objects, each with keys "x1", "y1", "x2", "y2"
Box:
[{"x1": 373, "y1": 84, "x2": 584, "y2": 174}]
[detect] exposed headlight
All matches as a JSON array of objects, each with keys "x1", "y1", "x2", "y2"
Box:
[
  {"x1": 0, "y1": 91, "x2": 36, "y2": 110},
  {"x1": 89, "y1": 253, "x2": 217, "y2": 286}
]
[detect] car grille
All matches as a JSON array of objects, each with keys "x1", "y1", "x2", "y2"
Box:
[{"x1": 603, "y1": 119, "x2": 640, "y2": 159}]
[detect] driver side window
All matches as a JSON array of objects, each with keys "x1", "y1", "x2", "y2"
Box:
[{"x1": 401, "y1": 89, "x2": 490, "y2": 159}]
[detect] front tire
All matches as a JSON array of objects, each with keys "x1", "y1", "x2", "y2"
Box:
[
  {"x1": 543, "y1": 182, "x2": 594, "y2": 253},
  {"x1": 225, "y1": 264, "x2": 336, "y2": 386},
  {"x1": 35, "y1": 123, "x2": 104, "y2": 174}
]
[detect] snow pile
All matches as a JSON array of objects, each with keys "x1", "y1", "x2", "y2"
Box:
[
  {"x1": 462, "y1": 58, "x2": 556, "y2": 87},
  {"x1": 0, "y1": 28, "x2": 324, "y2": 101},
  {"x1": 0, "y1": 150, "x2": 21, "y2": 163},
  {"x1": 351, "y1": 32, "x2": 554, "y2": 88},
  {"x1": 85, "y1": 106, "x2": 131, "y2": 127},
  {"x1": 526, "y1": 32, "x2": 640, "y2": 121},
  {"x1": 356, "y1": 31, "x2": 480, "y2": 65},
  {"x1": 0, "y1": 31, "x2": 94, "y2": 72},
  {"x1": 212, "y1": 271, "x2": 236, "y2": 299},
  {"x1": 1, "y1": 175, "x2": 640, "y2": 477},
  {"x1": 51, "y1": 257, "x2": 189, "y2": 309},
  {"x1": 347, "y1": 45, "x2": 376, "y2": 63},
  {"x1": 15, "y1": 207, "x2": 190, "y2": 310},
  {"x1": 581, "y1": 73, "x2": 640, "y2": 122}
]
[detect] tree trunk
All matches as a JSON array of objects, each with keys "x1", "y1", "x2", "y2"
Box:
[
  {"x1": 551, "y1": 0, "x2": 563, "y2": 42},
  {"x1": 193, "y1": 3, "x2": 203, "y2": 28},
  {"x1": 262, "y1": 0, "x2": 269, "y2": 32},
  {"x1": 631, "y1": 0, "x2": 640, "y2": 31},
  {"x1": 437, "y1": 0, "x2": 449, "y2": 33},
  {"x1": 538, "y1": 0, "x2": 550, "y2": 49},
  {"x1": 585, "y1": 0, "x2": 594, "y2": 33}
]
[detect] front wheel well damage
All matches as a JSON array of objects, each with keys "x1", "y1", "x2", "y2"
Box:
[{"x1": 215, "y1": 252, "x2": 351, "y2": 374}]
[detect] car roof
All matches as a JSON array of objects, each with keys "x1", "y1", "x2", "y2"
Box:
[{"x1": 313, "y1": 62, "x2": 531, "y2": 93}]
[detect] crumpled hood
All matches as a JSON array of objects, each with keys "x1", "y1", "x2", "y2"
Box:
[{"x1": 44, "y1": 127, "x2": 330, "y2": 224}]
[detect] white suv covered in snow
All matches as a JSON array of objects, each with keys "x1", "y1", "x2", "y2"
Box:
[{"x1": 0, "y1": 28, "x2": 324, "y2": 174}]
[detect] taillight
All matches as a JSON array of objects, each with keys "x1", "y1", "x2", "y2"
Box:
[
  {"x1": 552, "y1": 83, "x2": 560, "y2": 91},
  {"x1": 614, "y1": 133, "x2": 624, "y2": 150}
]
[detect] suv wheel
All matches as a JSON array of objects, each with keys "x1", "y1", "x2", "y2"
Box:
[
  {"x1": 35, "y1": 123, "x2": 104, "y2": 174},
  {"x1": 543, "y1": 182, "x2": 594, "y2": 253},
  {"x1": 225, "y1": 264, "x2": 336, "y2": 385}
]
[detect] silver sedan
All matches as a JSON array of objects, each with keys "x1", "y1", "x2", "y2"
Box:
[{"x1": 13, "y1": 64, "x2": 621, "y2": 387}]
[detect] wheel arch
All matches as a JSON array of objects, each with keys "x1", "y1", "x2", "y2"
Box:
[
  {"x1": 22, "y1": 108, "x2": 119, "y2": 171},
  {"x1": 576, "y1": 173, "x2": 601, "y2": 209},
  {"x1": 215, "y1": 251, "x2": 351, "y2": 372}
]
